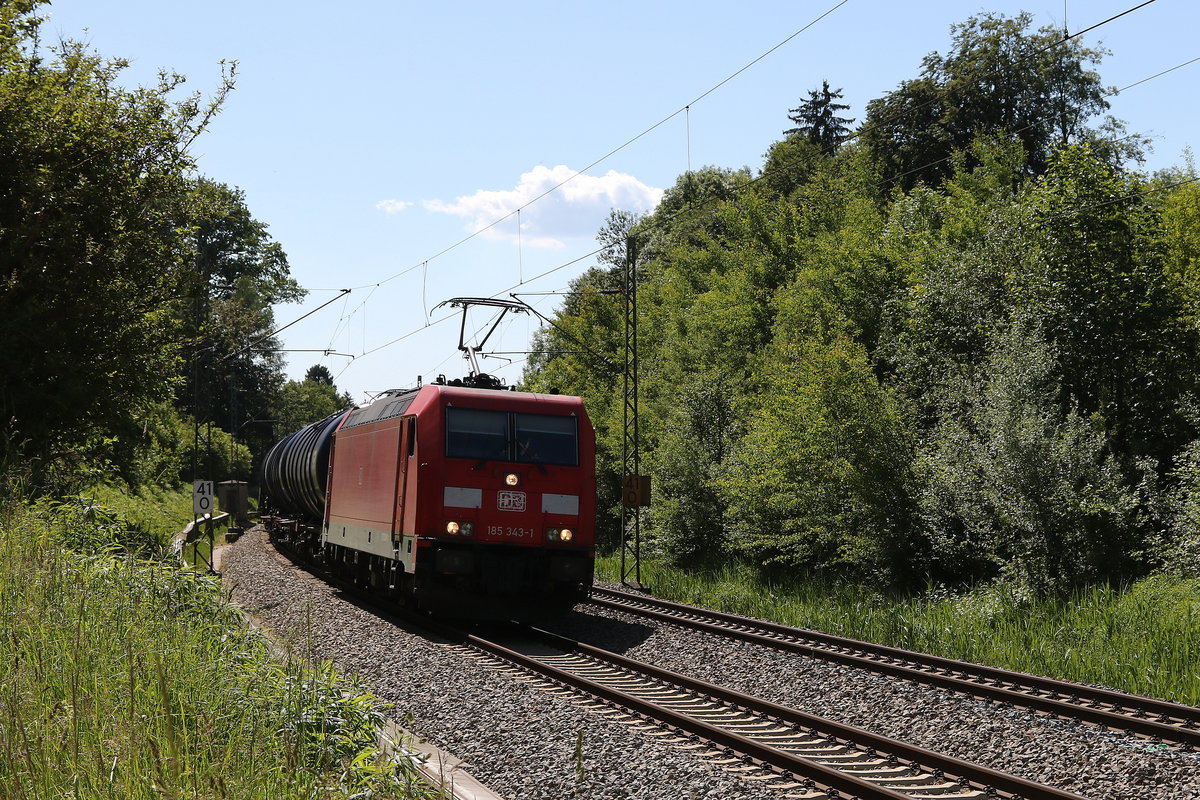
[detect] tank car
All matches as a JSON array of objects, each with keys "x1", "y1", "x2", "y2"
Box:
[{"x1": 260, "y1": 381, "x2": 596, "y2": 617}]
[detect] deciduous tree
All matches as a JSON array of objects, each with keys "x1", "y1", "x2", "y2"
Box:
[
  {"x1": 0, "y1": 3, "x2": 234, "y2": 484},
  {"x1": 860, "y1": 12, "x2": 1112, "y2": 189}
]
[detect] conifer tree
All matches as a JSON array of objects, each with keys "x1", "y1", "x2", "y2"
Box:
[{"x1": 784, "y1": 80, "x2": 854, "y2": 149}]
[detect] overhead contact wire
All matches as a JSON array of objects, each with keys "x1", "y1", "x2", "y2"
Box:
[
  {"x1": 325, "y1": 1, "x2": 1160, "y2": 372},
  {"x1": 345, "y1": 0, "x2": 851, "y2": 294}
]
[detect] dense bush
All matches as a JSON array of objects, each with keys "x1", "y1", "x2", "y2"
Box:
[{"x1": 526, "y1": 15, "x2": 1200, "y2": 594}]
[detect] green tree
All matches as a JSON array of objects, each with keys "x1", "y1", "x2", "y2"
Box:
[
  {"x1": 720, "y1": 335, "x2": 913, "y2": 583},
  {"x1": 520, "y1": 13, "x2": 1200, "y2": 588},
  {"x1": 1021, "y1": 144, "x2": 1197, "y2": 464},
  {"x1": 180, "y1": 178, "x2": 303, "y2": 465},
  {"x1": 0, "y1": 2, "x2": 234, "y2": 485},
  {"x1": 650, "y1": 376, "x2": 735, "y2": 564},
  {"x1": 784, "y1": 80, "x2": 853, "y2": 149},
  {"x1": 758, "y1": 135, "x2": 828, "y2": 200},
  {"x1": 860, "y1": 12, "x2": 1113, "y2": 190},
  {"x1": 1158, "y1": 171, "x2": 1200, "y2": 317},
  {"x1": 915, "y1": 325, "x2": 1138, "y2": 592},
  {"x1": 272, "y1": 373, "x2": 353, "y2": 440},
  {"x1": 648, "y1": 166, "x2": 753, "y2": 249},
  {"x1": 305, "y1": 364, "x2": 335, "y2": 385},
  {"x1": 879, "y1": 137, "x2": 1028, "y2": 402}
]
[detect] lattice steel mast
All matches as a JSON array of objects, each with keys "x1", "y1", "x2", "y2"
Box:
[{"x1": 620, "y1": 235, "x2": 644, "y2": 588}]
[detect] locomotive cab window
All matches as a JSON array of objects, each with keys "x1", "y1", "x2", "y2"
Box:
[
  {"x1": 445, "y1": 408, "x2": 578, "y2": 466},
  {"x1": 515, "y1": 413, "x2": 577, "y2": 466},
  {"x1": 445, "y1": 408, "x2": 508, "y2": 460}
]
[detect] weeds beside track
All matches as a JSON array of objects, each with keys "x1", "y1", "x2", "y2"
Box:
[{"x1": 597, "y1": 556, "x2": 1200, "y2": 705}]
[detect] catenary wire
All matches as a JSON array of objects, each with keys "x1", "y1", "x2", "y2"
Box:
[
  {"x1": 314, "y1": 1, "x2": 1168, "y2": 380},
  {"x1": 350, "y1": 245, "x2": 609, "y2": 365},
  {"x1": 343, "y1": 1, "x2": 851, "y2": 294}
]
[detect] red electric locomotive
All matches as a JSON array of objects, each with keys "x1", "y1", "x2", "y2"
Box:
[{"x1": 262, "y1": 379, "x2": 597, "y2": 617}]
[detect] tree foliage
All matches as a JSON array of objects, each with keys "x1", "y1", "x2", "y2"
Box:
[
  {"x1": 526, "y1": 13, "x2": 1200, "y2": 594},
  {"x1": 0, "y1": 7, "x2": 218, "y2": 472},
  {"x1": 721, "y1": 336, "x2": 913, "y2": 581},
  {"x1": 273, "y1": 372, "x2": 353, "y2": 441},
  {"x1": 914, "y1": 325, "x2": 1139, "y2": 592},
  {"x1": 179, "y1": 178, "x2": 303, "y2": 469},
  {"x1": 0, "y1": 2, "x2": 298, "y2": 491},
  {"x1": 784, "y1": 80, "x2": 853, "y2": 149},
  {"x1": 305, "y1": 364, "x2": 335, "y2": 385},
  {"x1": 860, "y1": 12, "x2": 1112, "y2": 190}
]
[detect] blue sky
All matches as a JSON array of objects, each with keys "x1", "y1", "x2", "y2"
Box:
[{"x1": 43, "y1": 0, "x2": 1200, "y2": 403}]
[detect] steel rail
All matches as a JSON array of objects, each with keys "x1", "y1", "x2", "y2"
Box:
[
  {"x1": 589, "y1": 586, "x2": 1200, "y2": 747},
  {"x1": 462, "y1": 628, "x2": 914, "y2": 800},
  {"x1": 462, "y1": 623, "x2": 1093, "y2": 800},
  {"x1": 266, "y1": 534, "x2": 1092, "y2": 800}
]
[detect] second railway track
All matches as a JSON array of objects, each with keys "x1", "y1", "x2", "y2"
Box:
[
  {"x1": 223, "y1": 527, "x2": 1200, "y2": 800},
  {"x1": 272, "y1": 538, "x2": 1094, "y2": 799},
  {"x1": 454, "y1": 621, "x2": 1096, "y2": 800},
  {"x1": 588, "y1": 585, "x2": 1200, "y2": 748}
]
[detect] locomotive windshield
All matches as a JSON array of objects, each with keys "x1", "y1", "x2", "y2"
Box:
[
  {"x1": 445, "y1": 408, "x2": 508, "y2": 460},
  {"x1": 446, "y1": 408, "x2": 578, "y2": 466}
]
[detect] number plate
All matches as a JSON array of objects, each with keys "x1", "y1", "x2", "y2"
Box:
[{"x1": 487, "y1": 525, "x2": 534, "y2": 539}]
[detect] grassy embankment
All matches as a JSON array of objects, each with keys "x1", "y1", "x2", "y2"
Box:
[
  {"x1": 0, "y1": 485, "x2": 439, "y2": 799},
  {"x1": 597, "y1": 556, "x2": 1200, "y2": 706},
  {"x1": 84, "y1": 483, "x2": 229, "y2": 569}
]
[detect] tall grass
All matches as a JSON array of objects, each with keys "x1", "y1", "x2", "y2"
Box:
[
  {"x1": 82, "y1": 483, "x2": 197, "y2": 545},
  {"x1": 598, "y1": 556, "x2": 1200, "y2": 705},
  {"x1": 77, "y1": 483, "x2": 231, "y2": 571},
  {"x1": 0, "y1": 498, "x2": 439, "y2": 799}
]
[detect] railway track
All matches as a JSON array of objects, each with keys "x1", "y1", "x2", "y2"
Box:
[
  {"x1": 279, "y1": 542, "x2": 1091, "y2": 800},
  {"x1": 454, "y1": 621, "x2": 1093, "y2": 800},
  {"x1": 589, "y1": 585, "x2": 1200, "y2": 748}
]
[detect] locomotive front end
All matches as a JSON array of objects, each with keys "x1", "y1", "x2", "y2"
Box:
[{"x1": 422, "y1": 391, "x2": 596, "y2": 615}]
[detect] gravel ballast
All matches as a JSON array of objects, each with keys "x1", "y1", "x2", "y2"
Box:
[
  {"x1": 221, "y1": 529, "x2": 1200, "y2": 800},
  {"x1": 221, "y1": 530, "x2": 787, "y2": 800},
  {"x1": 540, "y1": 588, "x2": 1200, "y2": 800}
]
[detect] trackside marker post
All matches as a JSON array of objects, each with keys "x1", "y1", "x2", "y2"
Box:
[
  {"x1": 193, "y1": 480, "x2": 214, "y2": 515},
  {"x1": 191, "y1": 480, "x2": 216, "y2": 574},
  {"x1": 622, "y1": 475, "x2": 650, "y2": 508}
]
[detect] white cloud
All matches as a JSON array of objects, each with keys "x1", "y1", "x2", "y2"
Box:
[
  {"x1": 375, "y1": 198, "x2": 413, "y2": 214},
  {"x1": 424, "y1": 165, "x2": 663, "y2": 249}
]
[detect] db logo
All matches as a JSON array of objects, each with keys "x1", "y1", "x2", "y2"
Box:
[{"x1": 497, "y1": 491, "x2": 527, "y2": 512}]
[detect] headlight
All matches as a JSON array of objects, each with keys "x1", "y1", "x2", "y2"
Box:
[
  {"x1": 546, "y1": 527, "x2": 575, "y2": 543},
  {"x1": 446, "y1": 521, "x2": 460, "y2": 534},
  {"x1": 445, "y1": 521, "x2": 474, "y2": 536},
  {"x1": 505, "y1": 472, "x2": 521, "y2": 486}
]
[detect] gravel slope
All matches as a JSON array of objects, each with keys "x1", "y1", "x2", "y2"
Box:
[
  {"x1": 221, "y1": 529, "x2": 788, "y2": 800},
  {"x1": 221, "y1": 529, "x2": 1200, "y2": 800}
]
